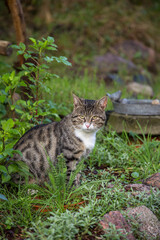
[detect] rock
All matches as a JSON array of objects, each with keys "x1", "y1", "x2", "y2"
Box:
[
  {"x1": 93, "y1": 52, "x2": 138, "y2": 77},
  {"x1": 113, "y1": 40, "x2": 156, "y2": 70},
  {"x1": 125, "y1": 205, "x2": 160, "y2": 239},
  {"x1": 152, "y1": 99, "x2": 160, "y2": 105},
  {"x1": 105, "y1": 73, "x2": 124, "y2": 85},
  {"x1": 100, "y1": 211, "x2": 136, "y2": 240},
  {"x1": 143, "y1": 172, "x2": 160, "y2": 189},
  {"x1": 127, "y1": 82, "x2": 153, "y2": 97},
  {"x1": 133, "y1": 74, "x2": 150, "y2": 85},
  {"x1": 106, "y1": 184, "x2": 115, "y2": 188},
  {"x1": 124, "y1": 183, "x2": 154, "y2": 195}
]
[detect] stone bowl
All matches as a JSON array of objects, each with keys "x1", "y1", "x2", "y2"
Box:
[{"x1": 112, "y1": 99, "x2": 160, "y2": 115}]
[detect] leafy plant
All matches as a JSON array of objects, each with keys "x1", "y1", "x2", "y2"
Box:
[
  {"x1": 36, "y1": 154, "x2": 86, "y2": 211},
  {"x1": 11, "y1": 36, "x2": 71, "y2": 123},
  {"x1": 0, "y1": 186, "x2": 40, "y2": 237},
  {"x1": 87, "y1": 130, "x2": 160, "y2": 181},
  {"x1": 0, "y1": 36, "x2": 71, "y2": 184},
  {"x1": 0, "y1": 118, "x2": 30, "y2": 183},
  {"x1": 27, "y1": 204, "x2": 97, "y2": 240},
  {"x1": 102, "y1": 222, "x2": 130, "y2": 240}
]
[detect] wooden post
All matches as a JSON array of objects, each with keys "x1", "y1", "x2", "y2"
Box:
[
  {"x1": 0, "y1": 40, "x2": 13, "y2": 56},
  {"x1": 7, "y1": 0, "x2": 27, "y2": 65}
]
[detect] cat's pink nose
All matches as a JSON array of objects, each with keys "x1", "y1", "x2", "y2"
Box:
[{"x1": 85, "y1": 123, "x2": 90, "y2": 128}]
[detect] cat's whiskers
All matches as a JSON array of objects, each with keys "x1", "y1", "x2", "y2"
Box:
[{"x1": 82, "y1": 122, "x2": 94, "y2": 131}]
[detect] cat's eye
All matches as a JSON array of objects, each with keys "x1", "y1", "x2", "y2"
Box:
[
  {"x1": 92, "y1": 116, "x2": 99, "y2": 120},
  {"x1": 79, "y1": 115, "x2": 85, "y2": 120}
]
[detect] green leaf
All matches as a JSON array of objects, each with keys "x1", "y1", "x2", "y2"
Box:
[
  {"x1": 21, "y1": 64, "x2": 29, "y2": 70},
  {"x1": 41, "y1": 64, "x2": 49, "y2": 69},
  {"x1": 46, "y1": 46, "x2": 57, "y2": 51},
  {"x1": 1, "y1": 119, "x2": 15, "y2": 132},
  {"x1": 131, "y1": 172, "x2": 139, "y2": 179},
  {"x1": 1, "y1": 148, "x2": 15, "y2": 158},
  {"x1": 19, "y1": 42, "x2": 26, "y2": 51},
  {"x1": 17, "y1": 50, "x2": 24, "y2": 55},
  {"x1": 12, "y1": 150, "x2": 23, "y2": 157},
  {"x1": 0, "y1": 103, "x2": 6, "y2": 118},
  {"x1": 19, "y1": 81, "x2": 27, "y2": 87},
  {"x1": 47, "y1": 36, "x2": 55, "y2": 43},
  {"x1": 16, "y1": 161, "x2": 30, "y2": 175},
  {"x1": 8, "y1": 164, "x2": 19, "y2": 174},
  {"x1": 9, "y1": 129, "x2": 20, "y2": 135},
  {"x1": 15, "y1": 109, "x2": 24, "y2": 114},
  {"x1": 52, "y1": 74, "x2": 59, "y2": 78},
  {"x1": 0, "y1": 165, "x2": 7, "y2": 173},
  {"x1": 25, "y1": 62, "x2": 35, "y2": 67},
  {"x1": 11, "y1": 44, "x2": 20, "y2": 49},
  {"x1": 0, "y1": 95, "x2": 6, "y2": 103},
  {"x1": 29, "y1": 37, "x2": 37, "y2": 44},
  {"x1": 33, "y1": 100, "x2": 45, "y2": 106},
  {"x1": 2, "y1": 173, "x2": 11, "y2": 183},
  {"x1": 24, "y1": 53, "x2": 31, "y2": 60},
  {"x1": 10, "y1": 105, "x2": 15, "y2": 110},
  {"x1": 53, "y1": 56, "x2": 72, "y2": 66},
  {"x1": 44, "y1": 56, "x2": 54, "y2": 63},
  {"x1": 5, "y1": 86, "x2": 12, "y2": 93},
  {"x1": 0, "y1": 194, "x2": 8, "y2": 201}
]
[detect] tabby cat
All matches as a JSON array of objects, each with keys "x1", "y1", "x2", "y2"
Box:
[{"x1": 12, "y1": 94, "x2": 107, "y2": 184}]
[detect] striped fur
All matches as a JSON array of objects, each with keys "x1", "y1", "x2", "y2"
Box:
[{"x1": 12, "y1": 95, "x2": 107, "y2": 184}]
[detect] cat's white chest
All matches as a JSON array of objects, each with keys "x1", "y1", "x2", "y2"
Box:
[{"x1": 74, "y1": 129, "x2": 96, "y2": 151}]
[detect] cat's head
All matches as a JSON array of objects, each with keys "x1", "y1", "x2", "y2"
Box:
[{"x1": 71, "y1": 94, "x2": 107, "y2": 132}]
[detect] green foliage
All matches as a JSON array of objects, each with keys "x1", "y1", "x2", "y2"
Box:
[
  {"x1": 1, "y1": 1, "x2": 160, "y2": 238},
  {"x1": 0, "y1": 36, "x2": 71, "y2": 184},
  {"x1": 36, "y1": 154, "x2": 92, "y2": 211},
  {"x1": 102, "y1": 223, "x2": 130, "y2": 240},
  {"x1": 27, "y1": 205, "x2": 97, "y2": 240},
  {"x1": 0, "y1": 186, "x2": 40, "y2": 236},
  {"x1": 1, "y1": 168, "x2": 160, "y2": 238},
  {"x1": 20, "y1": 179, "x2": 160, "y2": 239},
  {"x1": 87, "y1": 130, "x2": 160, "y2": 181}
]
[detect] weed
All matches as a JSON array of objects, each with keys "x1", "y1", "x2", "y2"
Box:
[
  {"x1": 0, "y1": 36, "x2": 71, "y2": 184},
  {"x1": 86, "y1": 130, "x2": 160, "y2": 181},
  {"x1": 27, "y1": 205, "x2": 97, "y2": 240}
]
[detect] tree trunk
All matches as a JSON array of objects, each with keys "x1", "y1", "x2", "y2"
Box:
[
  {"x1": 7, "y1": 0, "x2": 27, "y2": 65},
  {"x1": 7, "y1": 0, "x2": 34, "y2": 100}
]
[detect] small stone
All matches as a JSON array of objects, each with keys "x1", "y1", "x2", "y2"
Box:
[
  {"x1": 100, "y1": 211, "x2": 135, "y2": 240},
  {"x1": 125, "y1": 205, "x2": 160, "y2": 239},
  {"x1": 152, "y1": 99, "x2": 160, "y2": 105},
  {"x1": 124, "y1": 183, "x2": 153, "y2": 194},
  {"x1": 143, "y1": 172, "x2": 160, "y2": 189},
  {"x1": 107, "y1": 184, "x2": 115, "y2": 188},
  {"x1": 127, "y1": 82, "x2": 153, "y2": 97}
]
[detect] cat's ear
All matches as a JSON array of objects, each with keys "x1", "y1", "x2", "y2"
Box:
[
  {"x1": 73, "y1": 94, "x2": 83, "y2": 108},
  {"x1": 98, "y1": 96, "x2": 108, "y2": 110}
]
